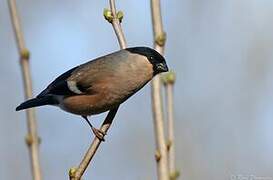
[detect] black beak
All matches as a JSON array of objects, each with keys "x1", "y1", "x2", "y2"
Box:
[{"x1": 156, "y1": 63, "x2": 169, "y2": 72}]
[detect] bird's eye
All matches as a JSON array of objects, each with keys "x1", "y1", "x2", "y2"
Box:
[{"x1": 149, "y1": 56, "x2": 154, "y2": 60}]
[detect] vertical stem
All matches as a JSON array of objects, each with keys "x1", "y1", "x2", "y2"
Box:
[
  {"x1": 8, "y1": 0, "x2": 42, "y2": 180},
  {"x1": 150, "y1": 0, "x2": 169, "y2": 180},
  {"x1": 166, "y1": 84, "x2": 176, "y2": 176},
  {"x1": 151, "y1": 78, "x2": 169, "y2": 180},
  {"x1": 69, "y1": 0, "x2": 127, "y2": 179}
]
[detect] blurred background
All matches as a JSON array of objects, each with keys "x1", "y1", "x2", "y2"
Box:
[{"x1": 1, "y1": 0, "x2": 273, "y2": 179}]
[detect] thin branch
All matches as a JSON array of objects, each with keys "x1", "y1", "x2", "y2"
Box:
[
  {"x1": 109, "y1": 0, "x2": 127, "y2": 49},
  {"x1": 150, "y1": 0, "x2": 169, "y2": 180},
  {"x1": 166, "y1": 84, "x2": 175, "y2": 172},
  {"x1": 8, "y1": 0, "x2": 42, "y2": 180},
  {"x1": 69, "y1": 0, "x2": 127, "y2": 179},
  {"x1": 70, "y1": 108, "x2": 119, "y2": 180},
  {"x1": 163, "y1": 72, "x2": 179, "y2": 180}
]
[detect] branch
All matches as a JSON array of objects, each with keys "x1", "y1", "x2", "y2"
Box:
[
  {"x1": 162, "y1": 72, "x2": 179, "y2": 180},
  {"x1": 150, "y1": 0, "x2": 169, "y2": 180},
  {"x1": 8, "y1": 0, "x2": 42, "y2": 180},
  {"x1": 69, "y1": 108, "x2": 119, "y2": 180},
  {"x1": 69, "y1": 0, "x2": 127, "y2": 179},
  {"x1": 104, "y1": 0, "x2": 127, "y2": 49}
]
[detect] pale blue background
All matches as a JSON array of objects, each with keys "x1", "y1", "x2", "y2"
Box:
[{"x1": 1, "y1": 0, "x2": 273, "y2": 179}]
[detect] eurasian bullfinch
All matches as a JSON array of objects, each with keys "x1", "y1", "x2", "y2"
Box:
[{"x1": 16, "y1": 46, "x2": 168, "y2": 140}]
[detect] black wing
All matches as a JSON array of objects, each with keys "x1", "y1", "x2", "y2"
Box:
[{"x1": 37, "y1": 66, "x2": 80, "y2": 97}]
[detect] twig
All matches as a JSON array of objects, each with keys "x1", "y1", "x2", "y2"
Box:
[
  {"x1": 104, "y1": 0, "x2": 127, "y2": 49},
  {"x1": 166, "y1": 83, "x2": 175, "y2": 174},
  {"x1": 69, "y1": 0, "x2": 127, "y2": 179},
  {"x1": 150, "y1": 0, "x2": 169, "y2": 180},
  {"x1": 8, "y1": 0, "x2": 42, "y2": 180},
  {"x1": 162, "y1": 72, "x2": 179, "y2": 180},
  {"x1": 69, "y1": 108, "x2": 119, "y2": 180}
]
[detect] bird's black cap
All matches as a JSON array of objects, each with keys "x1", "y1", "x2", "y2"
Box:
[{"x1": 126, "y1": 46, "x2": 168, "y2": 75}]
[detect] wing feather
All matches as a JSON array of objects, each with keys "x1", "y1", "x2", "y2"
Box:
[{"x1": 37, "y1": 66, "x2": 82, "y2": 97}]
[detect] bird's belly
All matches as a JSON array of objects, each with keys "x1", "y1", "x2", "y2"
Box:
[{"x1": 59, "y1": 91, "x2": 129, "y2": 116}]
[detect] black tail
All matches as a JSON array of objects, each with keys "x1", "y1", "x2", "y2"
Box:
[{"x1": 16, "y1": 96, "x2": 58, "y2": 111}]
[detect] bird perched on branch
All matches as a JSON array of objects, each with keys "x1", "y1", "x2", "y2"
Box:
[{"x1": 16, "y1": 46, "x2": 168, "y2": 140}]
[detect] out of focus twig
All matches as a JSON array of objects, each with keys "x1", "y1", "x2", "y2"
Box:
[
  {"x1": 8, "y1": 0, "x2": 42, "y2": 180},
  {"x1": 69, "y1": 0, "x2": 127, "y2": 179},
  {"x1": 162, "y1": 72, "x2": 179, "y2": 180},
  {"x1": 150, "y1": 0, "x2": 169, "y2": 180}
]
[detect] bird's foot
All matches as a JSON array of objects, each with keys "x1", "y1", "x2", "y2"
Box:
[{"x1": 91, "y1": 126, "x2": 106, "y2": 141}]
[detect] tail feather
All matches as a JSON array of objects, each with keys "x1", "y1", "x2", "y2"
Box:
[{"x1": 16, "y1": 96, "x2": 58, "y2": 111}]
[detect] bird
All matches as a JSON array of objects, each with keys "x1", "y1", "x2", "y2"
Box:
[{"x1": 16, "y1": 46, "x2": 168, "y2": 140}]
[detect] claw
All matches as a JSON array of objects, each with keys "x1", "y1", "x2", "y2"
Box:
[
  {"x1": 82, "y1": 115, "x2": 106, "y2": 141},
  {"x1": 91, "y1": 127, "x2": 105, "y2": 141}
]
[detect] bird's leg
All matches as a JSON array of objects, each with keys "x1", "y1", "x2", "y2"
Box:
[{"x1": 81, "y1": 116, "x2": 106, "y2": 141}]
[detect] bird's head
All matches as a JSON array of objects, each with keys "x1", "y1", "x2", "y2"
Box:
[{"x1": 126, "y1": 46, "x2": 169, "y2": 75}]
